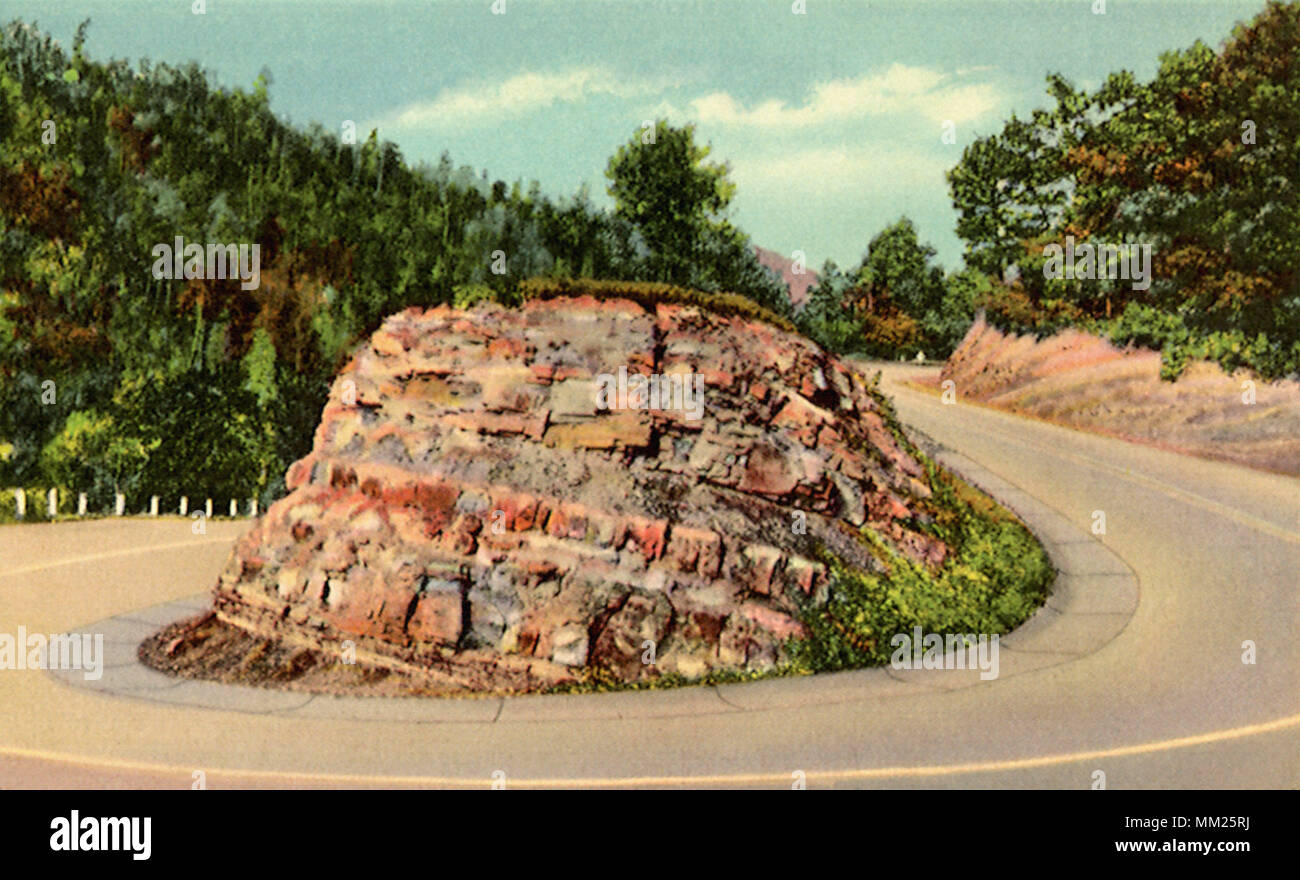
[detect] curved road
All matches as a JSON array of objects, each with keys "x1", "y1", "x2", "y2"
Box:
[{"x1": 2, "y1": 363, "x2": 1297, "y2": 788}]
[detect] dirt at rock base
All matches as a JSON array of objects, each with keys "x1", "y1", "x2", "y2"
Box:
[{"x1": 138, "y1": 610, "x2": 788, "y2": 697}]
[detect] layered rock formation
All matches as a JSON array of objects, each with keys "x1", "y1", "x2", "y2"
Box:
[
  {"x1": 211, "y1": 295, "x2": 947, "y2": 693},
  {"x1": 938, "y1": 314, "x2": 1300, "y2": 476}
]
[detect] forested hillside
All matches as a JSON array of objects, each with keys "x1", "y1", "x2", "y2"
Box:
[
  {"x1": 802, "y1": 1, "x2": 1299, "y2": 382},
  {"x1": 0, "y1": 20, "x2": 788, "y2": 510}
]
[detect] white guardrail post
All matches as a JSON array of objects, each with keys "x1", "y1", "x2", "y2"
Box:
[{"x1": 11, "y1": 488, "x2": 260, "y2": 521}]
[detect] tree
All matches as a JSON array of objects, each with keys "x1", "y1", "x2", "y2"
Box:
[
  {"x1": 947, "y1": 98, "x2": 1073, "y2": 283},
  {"x1": 604, "y1": 120, "x2": 736, "y2": 285},
  {"x1": 110, "y1": 367, "x2": 268, "y2": 504},
  {"x1": 797, "y1": 260, "x2": 863, "y2": 353},
  {"x1": 858, "y1": 219, "x2": 946, "y2": 317},
  {"x1": 796, "y1": 220, "x2": 978, "y2": 359},
  {"x1": 38, "y1": 409, "x2": 150, "y2": 504},
  {"x1": 847, "y1": 219, "x2": 957, "y2": 358}
]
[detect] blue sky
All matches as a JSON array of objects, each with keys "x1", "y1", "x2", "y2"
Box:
[{"x1": 7, "y1": 0, "x2": 1265, "y2": 271}]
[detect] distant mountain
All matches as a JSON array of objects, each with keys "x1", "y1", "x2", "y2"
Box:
[{"x1": 754, "y1": 246, "x2": 818, "y2": 312}]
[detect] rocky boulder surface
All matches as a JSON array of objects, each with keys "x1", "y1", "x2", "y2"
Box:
[{"x1": 211, "y1": 295, "x2": 947, "y2": 693}]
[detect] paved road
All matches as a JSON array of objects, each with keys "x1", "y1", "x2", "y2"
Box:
[{"x1": 1, "y1": 363, "x2": 1297, "y2": 788}]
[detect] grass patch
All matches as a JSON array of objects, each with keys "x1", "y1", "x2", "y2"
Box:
[
  {"x1": 787, "y1": 446, "x2": 1052, "y2": 673},
  {"x1": 517, "y1": 276, "x2": 797, "y2": 333}
]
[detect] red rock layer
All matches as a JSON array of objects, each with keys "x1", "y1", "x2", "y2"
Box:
[
  {"x1": 212, "y1": 295, "x2": 946, "y2": 692},
  {"x1": 938, "y1": 314, "x2": 1300, "y2": 476}
]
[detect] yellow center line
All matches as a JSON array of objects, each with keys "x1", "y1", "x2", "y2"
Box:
[
  {"x1": 4, "y1": 710, "x2": 1298, "y2": 786},
  {"x1": 0, "y1": 536, "x2": 236, "y2": 579}
]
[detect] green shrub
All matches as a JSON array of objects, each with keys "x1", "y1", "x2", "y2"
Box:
[
  {"x1": 788, "y1": 440, "x2": 1054, "y2": 673},
  {"x1": 1103, "y1": 303, "x2": 1294, "y2": 381}
]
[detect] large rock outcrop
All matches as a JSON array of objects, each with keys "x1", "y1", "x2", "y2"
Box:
[{"x1": 211, "y1": 295, "x2": 947, "y2": 693}]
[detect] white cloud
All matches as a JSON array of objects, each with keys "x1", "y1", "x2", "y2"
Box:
[
  {"x1": 385, "y1": 67, "x2": 651, "y2": 128},
  {"x1": 382, "y1": 62, "x2": 1001, "y2": 135},
  {"x1": 676, "y1": 64, "x2": 1004, "y2": 129}
]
